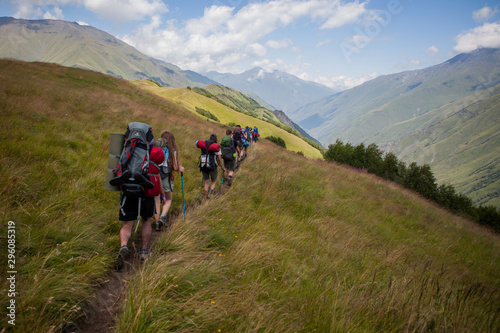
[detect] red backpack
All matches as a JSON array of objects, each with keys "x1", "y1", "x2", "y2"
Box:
[{"x1": 143, "y1": 146, "x2": 165, "y2": 197}]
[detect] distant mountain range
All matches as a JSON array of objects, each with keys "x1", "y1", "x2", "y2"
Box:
[
  {"x1": 292, "y1": 48, "x2": 500, "y2": 147},
  {"x1": 292, "y1": 48, "x2": 500, "y2": 207},
  {"x1": 205, "y1": 67, "x2": 336, "y2": 114},
  {"x1": 0, "y1": 17, "x2": 216, "y2": 87},
  {"x1": 0, "y1": 17, "x2": 320, "y2": 142}
]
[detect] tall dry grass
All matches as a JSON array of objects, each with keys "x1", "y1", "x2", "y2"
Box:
[{"x1": 119, "y1": 141, "x2": 499, "y2": 332}]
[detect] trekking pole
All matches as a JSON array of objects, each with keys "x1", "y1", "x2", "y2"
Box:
[
  {"x1": 181, "y1": 172, "x2": 186, "y2": 220},
  {"x1": 221, "y1": 173, "x2": 224, "y2": 194},
  {"x1": 135, "y1": 198, "x2": 142, "y2": 233}
]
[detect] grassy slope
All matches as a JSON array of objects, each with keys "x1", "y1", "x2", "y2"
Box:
[
  {"x1": 0, "y1": 60, "x2": 499, "y2": 332},
  {"x1": 134, "y1": 80, "x2": 323, "y2": 159},
  {"x1": 201, "y1": 84, "x2": 281, "y2": 123}
]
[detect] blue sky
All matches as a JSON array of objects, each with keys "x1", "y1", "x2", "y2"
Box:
[{"x1": 1, "y1": 0, "x2": 500, "y2": 90}]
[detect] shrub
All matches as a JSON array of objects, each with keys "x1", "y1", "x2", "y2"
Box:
[
  {"x1": 266, "y1": 136, "x2": 286, "y2": 148},
  {"x1": 195, "y1": 107, "x2": 219, "y2": 122}
]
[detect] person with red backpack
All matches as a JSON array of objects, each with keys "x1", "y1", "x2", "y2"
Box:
[
  {"x1": 252, "y1": 126, "x2": 260, "y2": 143},
  {"x1": 110, "y1": 122, "x2": 164, "y2": 270},
  {"x1": 197, "y1": 133, "x2": 224, "y2": 198}
]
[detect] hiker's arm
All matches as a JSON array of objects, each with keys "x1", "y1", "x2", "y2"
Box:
[{"x1": 172, "y1": 152, "x2": 184, "y2": 173}]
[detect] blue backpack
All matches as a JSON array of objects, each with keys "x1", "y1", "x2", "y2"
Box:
[{"x1": 158, "y1": 138, "x2": 171, "y2": 178}]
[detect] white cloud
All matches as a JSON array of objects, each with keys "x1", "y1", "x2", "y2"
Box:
[
  {"x1": 316, "y1": 39, "x2": 332, "y2": 47},
  {"x1": 10, "y1": 0, "x2": 167, "y2": 23},
  {"x1": 301, "y1": 72, "x2": 378, "y2": 90},
  {"x1": 341, "y1": 34, "x2": 373, "y2": 54},
  {"x1": 454, "y1": 22, "x2": 500, "y2": 53},
  {"x1": 13, "y1": 3, "x2": 43, "y2": 18},
  {"x1": 472, "y1": 6, "x2": 498, "y2": 22},
  {"x1": 121, "y1": 0, "x2": 373, "y2": 73},
  {"x1": 426, "y1": 45, "x2": 439, "y2": 54},
  {"x1": 266, "y1": 39, "x2": 293, "y2": 49},
  {"x1": 409, "y1": 59, "x2": 421, "y2": 67},
  {"x1": 83, "y1": 0, "x2": 168, "y2": 24},
  {"x1": 320, "y1": 0, "x2": 368, "y2": 29},
  {"x1": 43, "y1": 6, "x2": 64, "y2": 20}
]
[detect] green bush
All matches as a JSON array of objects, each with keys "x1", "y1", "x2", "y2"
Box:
[
  {"x1": 195, "y1": 107, "x2": 219, "y2": 122},
  {"x1": 265, "y1": 136, "x2": 286, "y2": 148}
]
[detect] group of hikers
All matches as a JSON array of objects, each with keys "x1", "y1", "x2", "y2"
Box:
[{"x1": 111, "y1": 123, "x2": 259, "y2": 271}]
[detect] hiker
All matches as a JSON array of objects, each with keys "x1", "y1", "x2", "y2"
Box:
[
  {"x1": 233, "y1": 125, "x2": 243, "y2": 162},
  {"x1": 155, "y1": 131, "x2": 184, "y2": 231},
  {"x1": 111, "y1": 123, "x2": 164, "y2": 270},
  {"x1": 221, "y1": 129, "x2": 236, "y2": 185},
  {"x1": 241, "y1": 126, "x2": 251, "y2": 160},
  {"x1": 245, "y1": 126, "x2": 252, "y2": 145},
  {"x1": 252, "y1": 126, "x2": 259, "y2": 143},
  {"x1": 197, "y1": 133, "x2": 224, "y2": 198}
]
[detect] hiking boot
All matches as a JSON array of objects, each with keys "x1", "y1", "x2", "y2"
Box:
[
  {"x1": 155, "y1": 220, "x2": 162, "y2": 232},
  {"x1": 139, "y1": 248, "x2": 150, "y2": 261},
  {"x1": 114, "y1": 245, "x2": 129, "y2": 271},
  {"x1": 157, "y1": 214, "x2": 167, "y2": 231}
]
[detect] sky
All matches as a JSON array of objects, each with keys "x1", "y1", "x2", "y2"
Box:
[{"x1": 1, "y1": 0, "x2": 500, "y2": 90}]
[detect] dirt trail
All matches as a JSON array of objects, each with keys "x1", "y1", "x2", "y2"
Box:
[{"x1": 75, "y1": 229, "x2": 162, "y2": 333}]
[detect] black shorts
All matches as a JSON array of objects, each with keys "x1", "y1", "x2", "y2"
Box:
[
  {"x1": 224, "y1": 159, "x2": 235, "y2": 171},
  {"x1": 119, "y1": 194, "x2": 155, "y2": 221}
]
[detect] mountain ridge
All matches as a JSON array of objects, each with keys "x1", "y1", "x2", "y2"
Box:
[
  {"x1": 205, "y1": 66, "x2": 336, "y2": 113},
  {"x1": 0, "y1": 16, "x2": 217, "y2": 88}
]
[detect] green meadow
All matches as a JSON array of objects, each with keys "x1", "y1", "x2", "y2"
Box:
[{"x1": 0, "y1": 60, "x2": 498, "y2": 332}]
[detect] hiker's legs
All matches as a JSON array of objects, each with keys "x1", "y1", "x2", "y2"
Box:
[
  {"x1": 141, "y1": 217, "x2": 152, "y2": 250},
  {"x1": 154, "y1": 195, "x2": 160, "y2": 222},
  {"x1": 236, "y1": 146, "x2": 241, "y2": 161},
  {"x1": 210, "y1": 179, "x2": 217, "y2": 191},
  {"x1": 119, "y1": 220, "x2": 134, "y2": 247},
  {"x1": 161, "y1": 191, "x2": 173, "y2": 215},
  {"x1": 210, "y1": 169, "x2": 218, "y2": 191},
  {"x1": 204, "y1": 179, "x2": 210, "y2": 196}
]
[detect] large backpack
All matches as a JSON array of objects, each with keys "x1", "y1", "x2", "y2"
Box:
[
  {"x1": 233, "y1": 126, "x2": 242, "y2": 142},
  {"x1": 110, "y1": 122, "x2": 155, "y2": 198},
  {"x1": 220, "y1": 136, "x2": 235, "y2": 162},
  {"x1": 197, "y1": 140, "x2": 219, "y2": 172}
]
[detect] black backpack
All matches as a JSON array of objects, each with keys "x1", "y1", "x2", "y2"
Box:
[
  {"x1": 199, "y1": 140, "x2": 217, "y2": 172},
  {"x1": 233, "y1": 127, "x2": 242, "y2": 142},
  {"x1": 110, "y1": 122, "x2": 155, "y2": 198}
]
